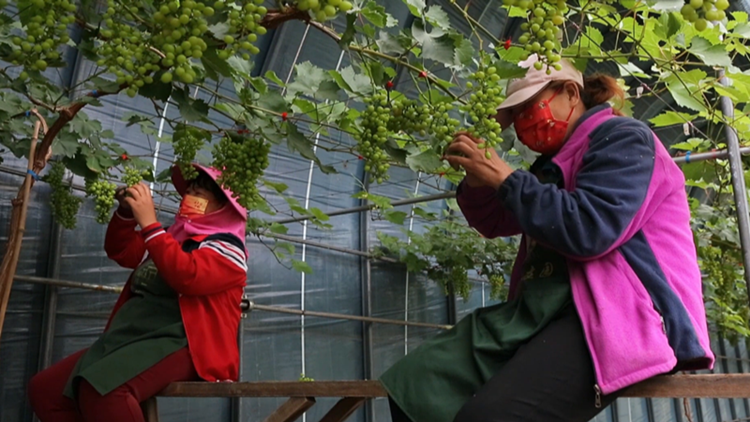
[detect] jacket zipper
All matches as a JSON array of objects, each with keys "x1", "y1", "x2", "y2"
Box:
[{"x1": 594, "y1": 384, "x2": 602, "y2": 408}]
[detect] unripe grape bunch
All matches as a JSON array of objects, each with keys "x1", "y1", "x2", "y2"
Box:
[
  {"x1": 44, "y1": 162, "x2": 83, "y2": 230},
  {"x1": 461, "y1": 63, "x2": 504, "y2": 157},
  {"x1": 173, "y1": 125, "x2": 207, "y2": 181},
  {"x1": 123, "y1": 167, "x2": 148, "y2": 187},
  {"x1": 94, "y1": 0, "x2": 268, "y2": 96},
  {"x1": 85, "y1": 178, "x2": 117, "y2": 224},
  {"x1": 212, "y1": 135, "x2": 271, "y2": 210},
  {"x1": 9, "y1": 0, "x2": 76, "y2": 78},
  {"x1": 681, "y1": 0, "x2": 731, "y2": 31},
  {"x1": 295, "y1": 0, "x2": 354, "y2": 22},
  {"x1": 502, "y1": 0, "x2": 567, "y2": 72},
  {"x1": 354, "y1": 90, "x2": 460, "y2": 183}
]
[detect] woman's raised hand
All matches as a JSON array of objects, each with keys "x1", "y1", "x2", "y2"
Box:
[
  {"x1": 123, "y1": 183, "x2": 158, "y2": 228},
  {"x1": 443, "y1": 132, "x2": 514, "y2": 190}
]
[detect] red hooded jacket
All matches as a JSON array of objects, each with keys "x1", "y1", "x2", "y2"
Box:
[{"x1": 103, "y1": 210, "x2": 247, "y2": 382}]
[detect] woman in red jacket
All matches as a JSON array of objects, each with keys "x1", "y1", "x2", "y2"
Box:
[{"x1": 27, "y1": 164, "x2": 248, "y2": 422}]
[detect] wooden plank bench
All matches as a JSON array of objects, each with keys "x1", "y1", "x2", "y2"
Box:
[{"x1": 141, "y1": 374, "x2": 750, "y2": 422}]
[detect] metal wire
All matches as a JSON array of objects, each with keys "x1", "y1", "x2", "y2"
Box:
[{"x1": 11, "y1": 274, "x2": 453, "y2": 330}]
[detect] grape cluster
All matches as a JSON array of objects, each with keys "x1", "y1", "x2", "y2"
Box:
[
  {"x1": 94, "y1": 0, "x2": 268, "y2": 95},
  {"x1": 357, "y1": 92, "x2": 393, "y2": 183},
  {"x1": 218, "y1": 0, "x2": 268, "y2": 60},
  {"x1": 45, "y1": 162, "x2": 82, "y2": 230},
  {"x1": 296, "y1": 0, "x2": 354, "y2": 22},
  {"x1": 355, "y1": 91, "x2": 460, "y2": 183},
  {"x1": 85, "y1": 178, "x2": 117, "y2": 224},
  {"x1": 503, "y1": 0, "x2": 567, "y2": 71},
  {"x1": 460, "y1": 64, "x2": 504, "y2": 156},
  {"x1": 681, "y1": 0, "x2": 730, "y2": 31},
  {"x1": 9, "y1": 0, "x2": 76, "y2": 78},
  {"x1": 123, "y1": 167, "x2": 147, "y2": 187},
  {"x1": 212, "y1": 135, "x2": 271, "y2": 210},
  {"x1": 173, "y1": 125, "x2": 206, "y2": 181}
]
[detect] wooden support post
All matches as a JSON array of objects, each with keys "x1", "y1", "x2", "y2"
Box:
[
  {"x1": 262, "y1": 397, "x2": 316, "y2": 422},
  {"x1": 319, "y1": 397, "x2": 366, "y2": 422},
  {"x1": 141, "y1": 397, "x2": 159, "y2": 422}
]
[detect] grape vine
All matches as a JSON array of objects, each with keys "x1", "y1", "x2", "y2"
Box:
[
  {"x1": 212, "y1": 135, "x2": 271, "y2": 210},
  {"x1": 45, "y1": 162, "x2": 82, "y2": 230},
  {"x1": 85, "y1": 178, "x2": 117, "y2": 224}
]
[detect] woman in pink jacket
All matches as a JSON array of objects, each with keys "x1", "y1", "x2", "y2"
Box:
[{"x1": 380, "y1": 54, "x2": 714, "y2": 422}]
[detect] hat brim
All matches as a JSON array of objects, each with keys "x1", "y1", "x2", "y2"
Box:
[
  {"x1": 494, "y1": 82, "x2": 552, "y2": 130},
  {"x1": 171, "y1": 164, "x2": 248, "y2": 221}
]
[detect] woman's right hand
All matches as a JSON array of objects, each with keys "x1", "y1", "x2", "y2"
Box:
[{"x1": 115, "y1": 186, "x2": 131, "y2": 210}]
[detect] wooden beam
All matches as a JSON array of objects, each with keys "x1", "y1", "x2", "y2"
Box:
[
  {"x1": 159, "y1": 381, "x2": 388, "y2": 398},
  {"x1": 262, "y1": 397, "x2": 315, "y2": 422},
  {"x1": 157, "y1": 375, "x2": 750, "y2": 401},
  {"x1": 621, "y1": 374, "x2": 750, "y2": 398},
  {"x1": 319, "y1": 397, "x2": 366, "y2": 422}
]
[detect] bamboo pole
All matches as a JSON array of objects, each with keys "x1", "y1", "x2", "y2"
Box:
[{"x1": 0, "y1": 111, "x2": 47, "y2": 341}]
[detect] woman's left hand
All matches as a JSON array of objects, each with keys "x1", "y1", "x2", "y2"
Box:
[
  {"x1": 444, "y1": 132, "x2": 514, "y2": 190},
  {"x1": 123, "y1": 183, "x2": 158, "y2": 228}
]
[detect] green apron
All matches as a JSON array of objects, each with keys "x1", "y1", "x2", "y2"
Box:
[
  {"x1": 64, "y1": 259, "x2": 188, "y2": 399},
  {"x1": 380, "y1": 157, "x2": 573, "y2": 422}
]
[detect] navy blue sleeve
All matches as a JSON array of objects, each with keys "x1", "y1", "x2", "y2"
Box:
[{"x1": 498, "y1": 117, "x2": 655, "y2": 259}]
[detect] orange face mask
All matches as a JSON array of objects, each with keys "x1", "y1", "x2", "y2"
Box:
[{"x1": 179, "y1": 195, "x2": 209, "y2": 218}]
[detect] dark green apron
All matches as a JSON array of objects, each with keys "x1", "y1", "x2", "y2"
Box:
[
  {"x1": 64, "y1": 259, "x2": 188, "y2": 398},
  {"x1": 380, "y1": 157, "x2": 573, "y2": 422}
]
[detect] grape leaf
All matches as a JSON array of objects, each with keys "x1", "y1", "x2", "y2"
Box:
[
  {"x1": 286, "y1": 123, "x2": 336, "y2": 174},
  {"x1": 689, "y1": 36, "x2": 733, "y2": 68},
  {"x1": 384, "y1": 210, "x2": 408, "y2": 225},
  {"x1": 406, "y1": 150, "x2": 445, "y2": 172},
  {"x1": 291, "y1": 259, "x2": 313, "y2": 274},
  {"x1": 649, "y1": 111, "x2": 695, "y2": 127},
  {"x1": 331, "y1": 66, "x2": 372, "y2": 96},
  {"x1": 425, "y1": 6, "x2": 451, "y2": 31},
  {"x1": 403, "y1": 0, "x2": 426, "y2": 16},
  {"x1": 172, "y1": 88, "x2": 210, "y2": 123}
]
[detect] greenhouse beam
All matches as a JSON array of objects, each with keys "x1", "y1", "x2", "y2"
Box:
[
  {"x1": 12, "y1": 275, "x2": 454, "y2": 330},
  {"x1": 273, "y1": 191, "x2": 457, "y2": 225},
  {"x1": 718, "y1": 69, "x2": 750, "y2": 300}
]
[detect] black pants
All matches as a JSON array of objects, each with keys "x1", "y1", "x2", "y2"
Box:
[{"x1": 388, "y1": 306, "x2": 621, "y2": 422}]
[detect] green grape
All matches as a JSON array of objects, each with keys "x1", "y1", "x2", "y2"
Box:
[
  {"x1": 354, "y1": 91, "x2": 393, "y2": 183},
  {"x1": 173, "y1": 124, "x2": 206, "y2": 181},
  {"x1": 515, "y1": 0, "x2": 567, "y2": 69},
  {"x1": 294, "y1": 0, "x2": 353, "y2": 22},
  {"x1": 459, "y1": 60, "x2": 505, "y2": 152},
  {"x1": 88, "y1": 0, "x2": 268, "y2": 91},
  {"x1": 681, "y1": 0, "x2": 728, "y2": 29},
  {"x1": 355, "y1": 89, "x2": 460, "y2": 183},
  {"x1": 44, "y1": 162, "x2": 82, "y2": 229},
  {"x1": 122, "y1": 166, "x2": 147, "y2": 187},
  {"x1": 212, "y1": 135, "x2": 271, "y2": 210},
  {"x1": 85, "y1": 178, "x2": 117, "y2": 224},
  {"x1": 9, "y1": 0, "x2": 77, "y2": 75}
]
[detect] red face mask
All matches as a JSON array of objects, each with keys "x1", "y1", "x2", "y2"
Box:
[
  {"x1": 513, "y1": 87, "x2": 575, "y2": 155},
  {"x1": 179, "y1": 194, "x2": 209, "y2": 219}
]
